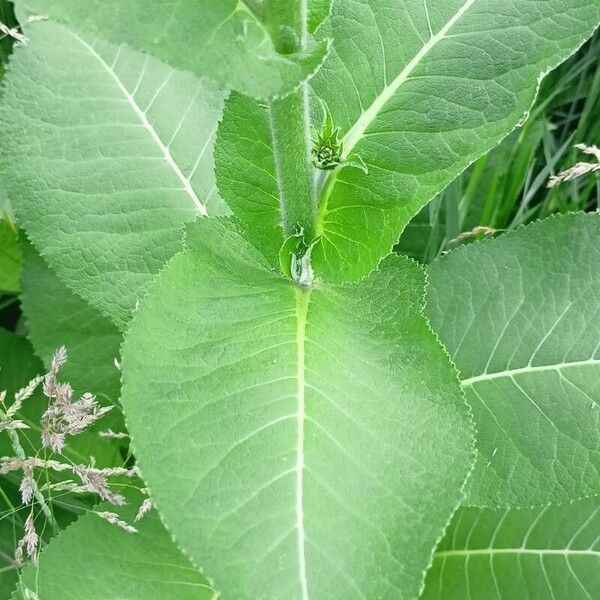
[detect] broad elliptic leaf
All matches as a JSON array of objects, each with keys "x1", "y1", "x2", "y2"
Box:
[
  {"x1": 14, "y1": 0, "x2": 329, "y2": 101},
  {"x1": 427, "y1": 213, "x2": 600, "y2": 507},
  {"x1": 20, "y1": 241, "x2": 122, "y2": 403},
  {"x1": 12, "y1": 493, "x2": 215, "y2": 600},
  {"x1": 0, "y1": 219, "x2": 21, "y2": 294},
  {"x1": 216, "y1": 0, "x2": 600, "y2": 280},
  {"x1": 121, "y1": 217, "x2": 473, "y2": 599},
  {"x1": 421, "y1": 497, "x2": 600, "y2": 600},
  {"x1": 1, "y1": 19, "x2": 227, "y2": 328}
]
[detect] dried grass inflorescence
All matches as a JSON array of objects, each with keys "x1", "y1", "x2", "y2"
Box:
[
  {"x1": 41, "y1": 347, "x2": 112, "y2": 453},
  {"x1": 0, "y1": 347, "x2": 148, "y2": 568},
  {"x1": 548, "y1": 143, "x2": 600, "y2": 187}
]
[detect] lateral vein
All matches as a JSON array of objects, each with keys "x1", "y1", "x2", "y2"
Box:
[
  {"x1": 316, "y1": 0, "x2": 478, "y2": 227},
  {"x1": 70, "y1": 32, "x2": 208, "y2": 216},
  {"x1": 342, "y1": 0, "x2": 478, "y2": 154},
  {"x1": 460, "y1": 358, "x2": 600, "y2": 387},
  {"x1": 435, "y1": 547, "x2": 600, "y2": 558}
]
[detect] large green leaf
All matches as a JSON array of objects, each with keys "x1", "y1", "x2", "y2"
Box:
[
  {"x1": 426, "y1": 213, "x2": 600, "y2": 507},
  {"x1": 1, "y1": 19, "x2": 227, "y2": 328},
  {"x1": 421, "y1": 497, "x2": 600, "y2": 599},
  {"x1": 15, "y1": 0, "x2": 329, "y2": 101},
  {"x1": 12, "y1": 493, "x2": 214, "y2": 600},
  {"x1": 216, "y1": 0, "x2": 600, "y2": 279},
  {"x1": 120, "y1": 217, "x2": 473, "y2": 599},
  {"x1": 20, "y1": 241, "x2": 122, "y2": 403}
]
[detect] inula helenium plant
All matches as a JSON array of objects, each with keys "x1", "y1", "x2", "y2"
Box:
[{"x1": 0, "y1": 1, "x2": 599, "y2": 598}]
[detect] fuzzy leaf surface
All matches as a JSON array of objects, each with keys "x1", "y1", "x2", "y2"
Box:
[
  {"x1": 0, "y1": 19, "x2": 227, "y2": 328},
  {"x1": 14, "y1": 0, "x2": 329, "y2": 100},
  {"x1": 216, "y1": 0, "x2": 600, "y2": 277},
  {"x1": 427, "y1": 213, "x2": 600, "y2": 507},
  {"x1": 120, "y1": 218, "x2": 473, "y2": 599},
  {"x1": 421, "y1": 497, "x2": 600, "y2": 599},
  {"x1": 20, "y1": 241, "x2": 122, "y2": 403}
]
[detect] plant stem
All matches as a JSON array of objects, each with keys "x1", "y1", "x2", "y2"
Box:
[{"x1": 266, "y1": 0, "x2": 317, "y2": 241}]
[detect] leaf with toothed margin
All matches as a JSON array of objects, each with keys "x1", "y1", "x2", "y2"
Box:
[
  {"x1": 426, "y1": 213, "x2": 600, "y2": 508},
  {"x1": 13, "y1": 0, "x2": 330, "y2": 101},
  {"x1": 10, "y1": 490, "x2": 215, "y2": 600},
  {"x1": 421, "y1": 496, "x2": 600, "y2": 599},
  {"x1": 215, "y1": 0, "x2": 600, "y2": 279},
  {"x1": 120, "y1": 217, "x2": 473, "y2": 599},
  {"x1": 0, "y1": 18, "x2": 228, "y2": 330},
  {"x1": 20, "y1": 240, "x2": 122, "y2": 403}
]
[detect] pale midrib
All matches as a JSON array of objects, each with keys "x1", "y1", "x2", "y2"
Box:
[
  {"x1": 295, "y1": 287, "x2": 311, "y2": 600},
  {"x1": 435, "y1": 547, "x2": 600, "y2": 558},
  {"x1": 317, "y1": 0, "x2": 478, "y2": 225},
  {"x1": 70, "y1": 32, "x2": 208, "y2": 216},
  {"x1": 460, "y1": 358, "x2": 600, "y2": 387},
  {"x1": 343, "y1": 0, "x2": 477, "y2": 153}
]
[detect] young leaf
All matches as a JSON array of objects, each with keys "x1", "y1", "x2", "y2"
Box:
[
  {"x1": 426, "y1": 213, "x2": 600, "y2": 507},
  {"x1": 20, "y1": 241, "x2": 122, "y2": 403},
  {"x1": 0, "y1": 19, "x2": 227, "y2": 328},
  {"x1": 421, "y1": 497, "x2": 600, "y2": 599},
  {"x1": 215, "y1": 92, "x2": 282, "y2": 263},
  {"x1": 14, "y1": 0, "x2": 329, "y2": 100},
  {"x1": 216, "y1": 0, "x2": 600, "y2": 280},
  {"x1": 11, "y1": 494, "x2": 215, "y2": 600},
  {"x1": 120, "y1": 217, "x2": 473, "y2": 599}
]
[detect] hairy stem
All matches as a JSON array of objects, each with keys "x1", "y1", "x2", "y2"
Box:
[{"x1": 266, "y1": 0, "x2": 317, "y2": 242}]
